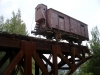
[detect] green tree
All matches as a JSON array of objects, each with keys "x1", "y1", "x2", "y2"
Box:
[
  {"x1": 74, "y1": 26, "x2": 100, "y2": 75},
  {"x1": 0, "y1": 16, "x2": 9, "y2": 74},
  {"x1": 73, "y1": 62, "x2": 93, "y2": 75},
  {"x1": 88, "y1": 26, "x2": 100, "y2": 75},
  {"x1": 3, "y1": 10, "x2": 28, "y2": 35},
  {"x1": 0, "y1": 16, "x2": 4, "y2": 31},
  {"x1": 0, "y1": 10, "x2": 28, "y2": 74}
]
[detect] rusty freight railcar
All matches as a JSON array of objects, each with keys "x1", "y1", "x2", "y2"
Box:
[{"x1": 32, "y1": 4, "x2": 89, "y2": 44}]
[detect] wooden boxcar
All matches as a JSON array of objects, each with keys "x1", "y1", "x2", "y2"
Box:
[{"x1": 33, "y1": 4, "x2": 89, "y2": 44}]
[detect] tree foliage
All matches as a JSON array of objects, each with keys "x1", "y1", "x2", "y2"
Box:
[
  {"x1": 73, "y1": 26, "x2": 100, "y2": 75},
  {"x1": 0, "y1": 16, "x2": 4, "y2": 31},
  {"x1": 0, "y1": 10, "x2": 28, "y2": 35},
  {"x1": 0, "y1": 10, "x2": 28, "y2": 74},
  {"x1": 89, "y1": 26, "x2": 100, "y2": 75}
]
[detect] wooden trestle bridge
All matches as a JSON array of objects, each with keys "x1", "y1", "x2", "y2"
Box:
[{"x1": 0, "y1": 32, "x2": 92, "y2": 75}]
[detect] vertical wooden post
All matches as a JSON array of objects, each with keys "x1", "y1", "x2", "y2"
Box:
[
  {"x1": 23, "y1": 41, "x2": 32, "y2": 75},
  {"x1": 35, "y1": 62, "x2": 39, "y2": 75},
  {"x1": 32, "y1": 42, "x2": 50, "y2": 75},
  {"x1": 52, "y1": 45, "x2": 58, "y2": 75},
  {"x1": 71, "y1": 47, "x2": 75, "y2": 64},
  {"x1": 24, "y1": 55, "x2": 32, "y2": 75}
]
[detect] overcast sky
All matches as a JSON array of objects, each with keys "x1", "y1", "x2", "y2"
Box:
[{"x1": 0, "y1": 0, "x2": 100, "y2": 39}]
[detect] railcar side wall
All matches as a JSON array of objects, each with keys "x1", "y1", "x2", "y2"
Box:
[
  {"x1": 47, "y1": 8, "x2": 89, "y2": 39},
  {"x1": 47, "y1": 9, "x2": 70, "y2": 32}
]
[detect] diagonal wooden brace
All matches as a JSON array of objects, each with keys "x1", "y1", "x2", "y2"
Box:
[
  {"x1": 2, "y1": 50, "x2": 24, "y2": 75},
  {"x1": 32, "y1": 42, "x2": 50, "y2": 75}
]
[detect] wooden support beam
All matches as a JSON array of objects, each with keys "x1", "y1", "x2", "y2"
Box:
[
  {"x1": 35, "y1": 62, "x2": 39, "y2": 75},
  {"x1": 71, "y1": 47, "x2": 75, "y2": 64},
  {"x1": 24, "y1": 55, "x2": 32, "y2": 75},
  {"x1": 0, "y1": 37, "x2": 20, "y2": 48},
  {"x1": 32, "y1": 52, "x2": 50, "y2": 75},
  {"x1": 53, "y1": 53, "x2": 58, "y2": 75},
  {"x1": 0, "y1": 53, "x2": 8, "y2": 68},
  {"x1": 59, "y1": 52, "x2": 72, "y2": 67},
  {"x1": 21, "y1": 41, "x2": 33, "y2": 75},
  {"x1": 32, "y1": 42, "x2": 50, "y2": 75},
  {"x1": 52, "y1": 45, "x2": 60, "y2": 75},
  {"x1": 40, "y1": 54, "x2": 52, "y2": 67},
  {"x1": 0, "y1": 33, "x2": 92, "y2": 75},
  {"x1": 2, "y1": 50, "x2": 24, "y2": 75}
]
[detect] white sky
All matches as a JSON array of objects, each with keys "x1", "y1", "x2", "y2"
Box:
[{"x1": 0, "y1": 0, "x2": 100, "y2": 39}]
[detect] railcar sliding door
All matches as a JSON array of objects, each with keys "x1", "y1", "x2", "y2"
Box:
[{"x1": 58, "y1": 16, "x2": 64, "y2": 31}]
